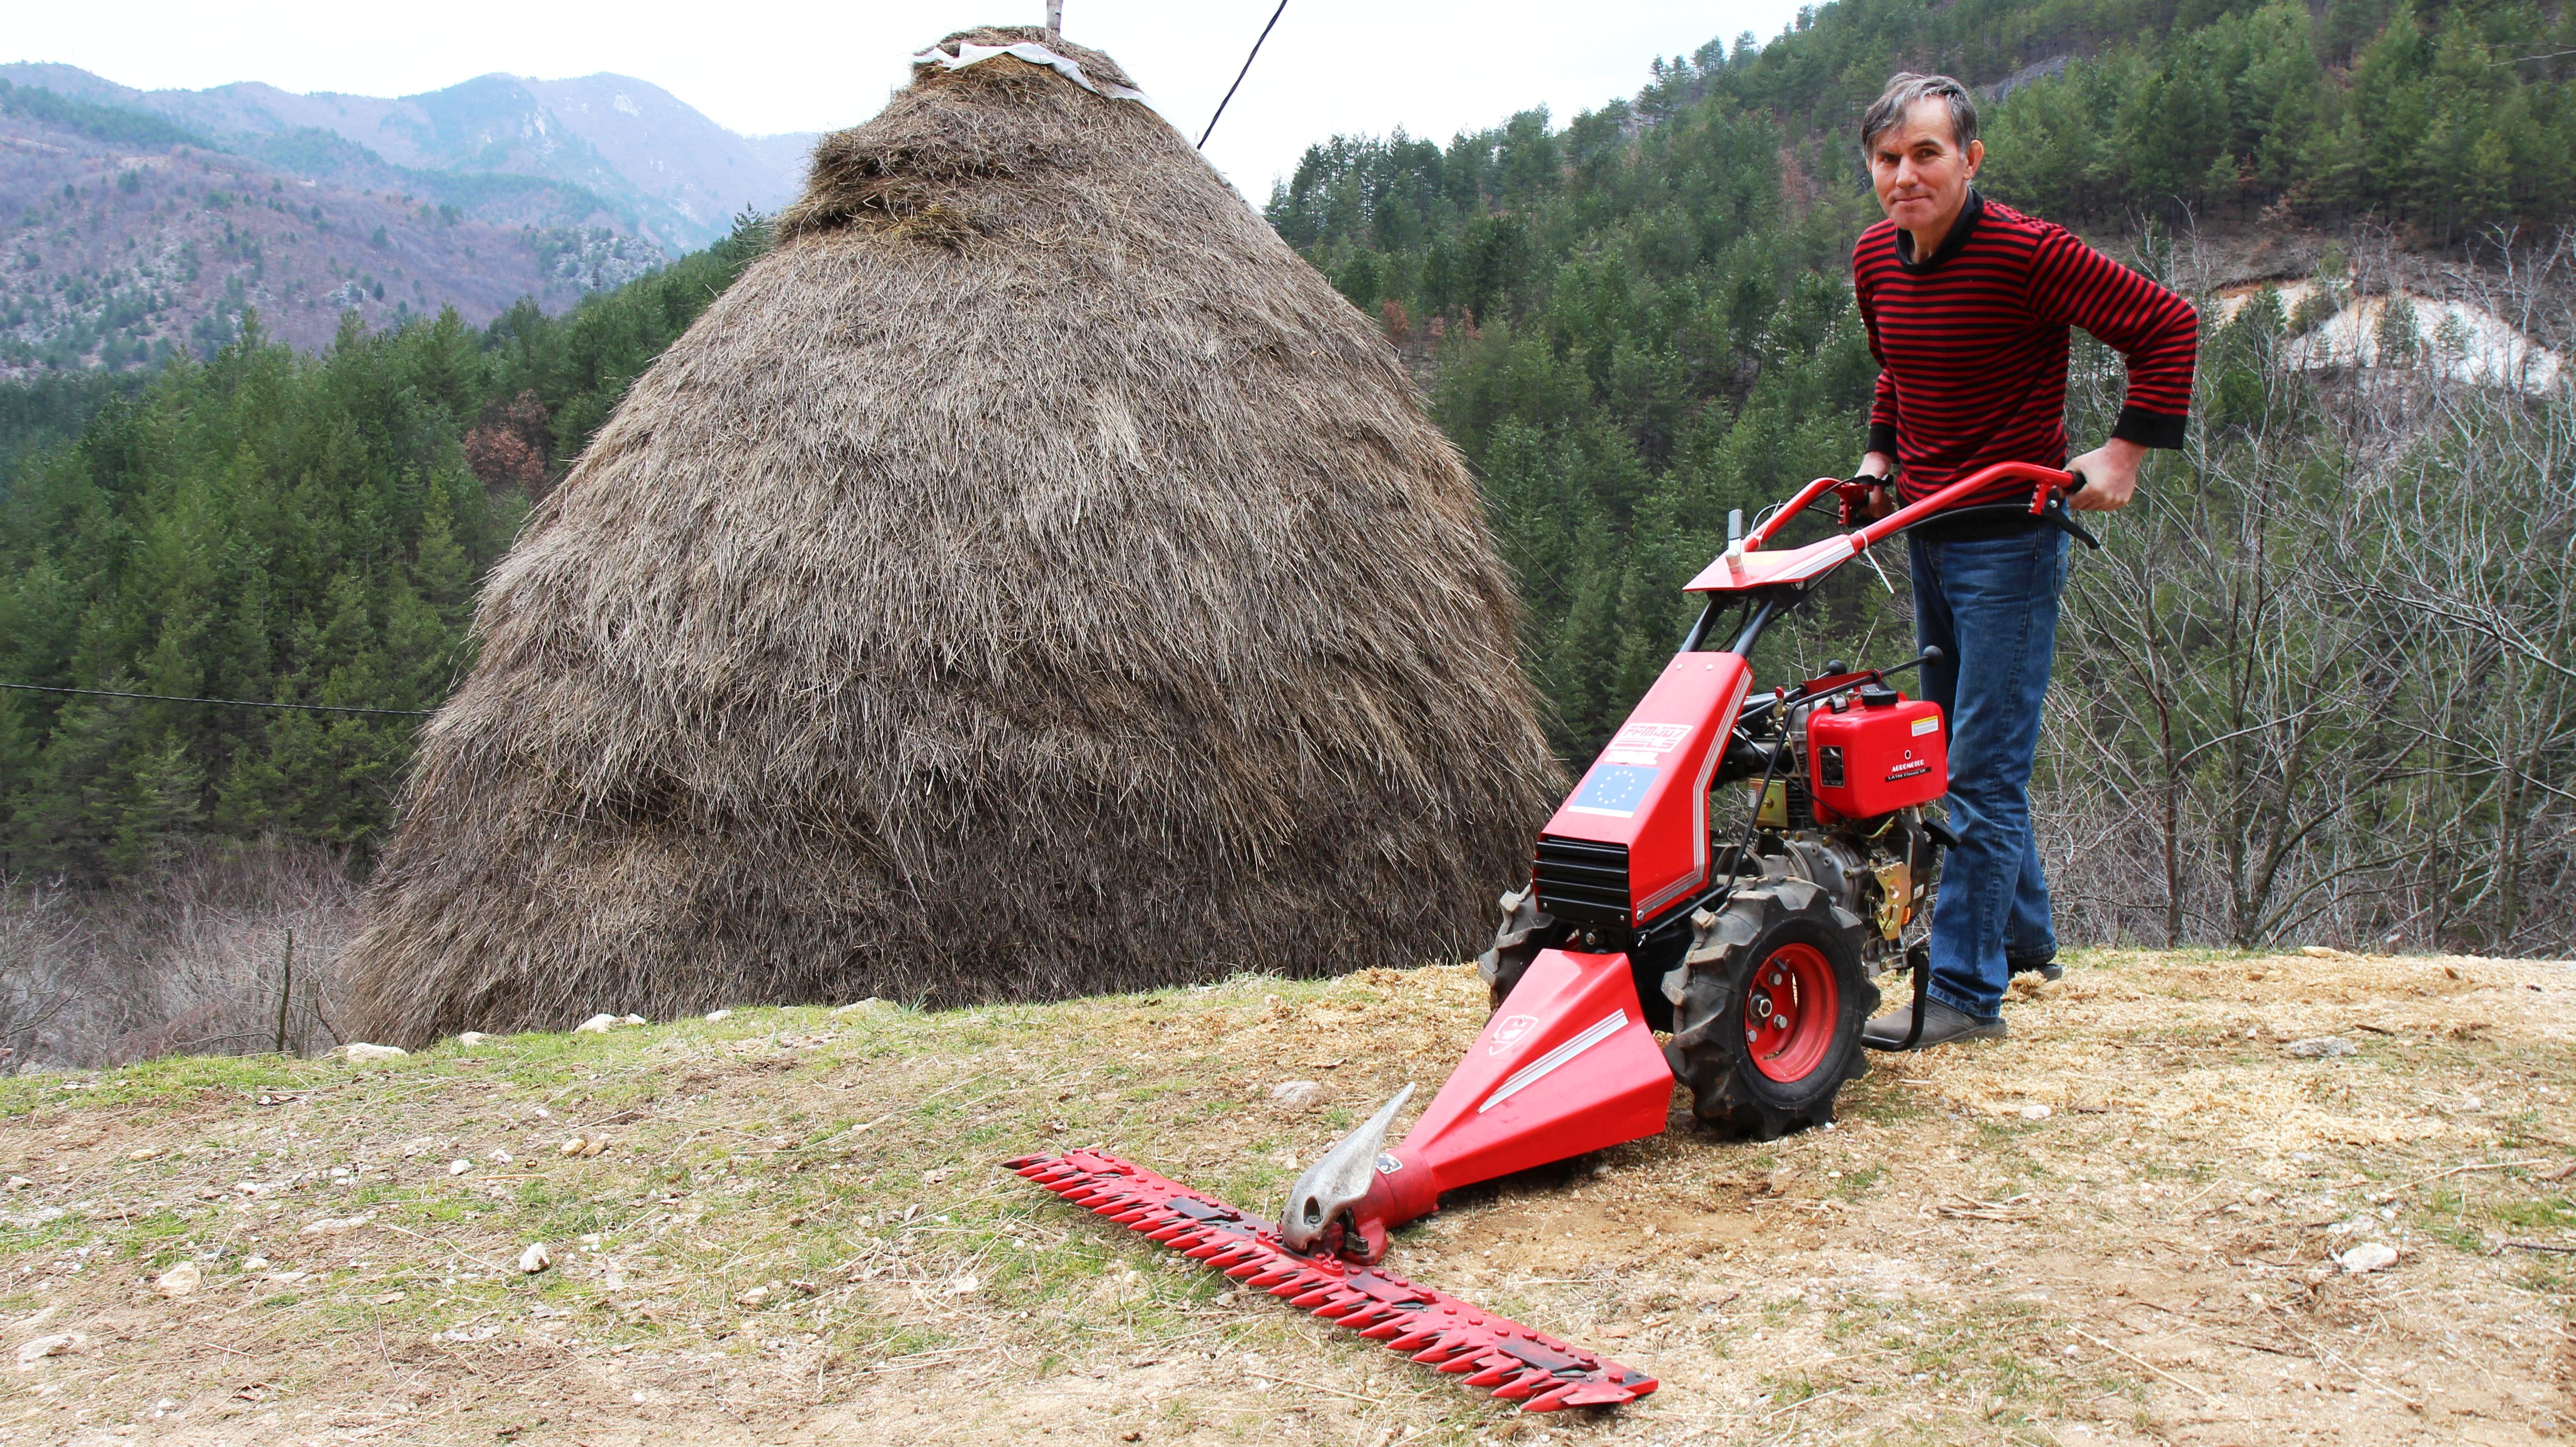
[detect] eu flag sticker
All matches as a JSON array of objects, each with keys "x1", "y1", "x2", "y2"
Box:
[{"x1": 1567, "y1": 763, "x2": 1658, "y2": 817}]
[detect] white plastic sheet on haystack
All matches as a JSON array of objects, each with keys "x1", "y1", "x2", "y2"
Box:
[
  {"x1": 910, "y1": 41, "x2": 1149, "y2": 102},
  {"x1": 2213, "y1": 281, "x2": 2564, "y2": 394}
]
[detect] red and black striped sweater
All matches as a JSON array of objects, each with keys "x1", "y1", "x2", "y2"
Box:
[{"x1": 1853, "y1": 190, "x2": 2198, "y2": 531}]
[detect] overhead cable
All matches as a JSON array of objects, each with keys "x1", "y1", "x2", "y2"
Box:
[
  {"x1": 0, "y1": 681, "x2": 433, "y2": 718},
  {"x1": 1201, "y1": 0, "x2": 1289, "y2": 148}
]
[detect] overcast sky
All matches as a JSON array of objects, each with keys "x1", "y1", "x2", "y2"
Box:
[{"x1": 6, "y1": 0, "x2": 1817, "y2": 198}]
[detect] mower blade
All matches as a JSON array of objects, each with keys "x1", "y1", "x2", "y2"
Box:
[{"x1": 1004, "y1": 1149, "x2": 1657, "y2": 1414}]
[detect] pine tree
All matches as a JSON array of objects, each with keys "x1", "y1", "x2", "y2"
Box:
[
  {"x1": 409, "y1": 473, "x2": 473, "y2": 624},
  {"x1": 0, "y1": 692, "x2": 33, "y2": 867},
  {"x1": 106, "y1": 735, "x2": 202, "y2": 882},
  {"x1": 2373, "y1": 295, "x2": 2420, "y2": 366},
  {"x1": 16, "y1": 695, "x2": 138, "y2": 877},
  {"x1": 2458, "y1": 129, "x2": 2514, "y2": 235}
]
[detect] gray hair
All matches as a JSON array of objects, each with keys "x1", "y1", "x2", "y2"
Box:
[{"x1": 1859, "y1": 73, "x2": 1979, "y2": 156}]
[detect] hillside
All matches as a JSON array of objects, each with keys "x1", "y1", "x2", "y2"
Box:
[
  {"x1": 1263, "y1": 0, "x2": 2576, "y2": 958},
  {"x1": 0, "y1": 222, "x2": 771, "y2": 915},
  {"x1": 0, "y1": 65, "x2": 813, "y2": 252},
  {"x1": 0, "y1": 110, "x2": 646, "y2": 373},
  {"x1": 0, "y1": 949, "x2": 2569, "y2": 1442},
  {"x1": 0, "y1": 65, "x2": 815, "y2": 377},
  {"x1": 1272, "y1": 0, "x2": 2576, "y2": 760}
]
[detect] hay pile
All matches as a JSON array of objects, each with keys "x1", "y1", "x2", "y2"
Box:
[{"x1": 340, "y1": 28, "x2": 1560, "y2": 1044}]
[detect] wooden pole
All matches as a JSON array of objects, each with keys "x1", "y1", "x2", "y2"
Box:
[
  {"x1": 273, "y1": 928, "x2": 294, "y2": 1055},
  {"x1": 1047, "y1": 0, "x2": 1062, "y2": 40}
]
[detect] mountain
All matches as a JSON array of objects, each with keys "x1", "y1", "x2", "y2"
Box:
[
  {"x1": 0, "y1": 64, "x2": 815, "y2": 252},
  {"x1": 513, "y1": 75, "x2": 814, "y2": 247},
  {"x1": 0, "y1": 87, "x2": 647, "y2": 374},
  {"x1": 0, "y1": 66, "x2": 817, "y2": 377}
]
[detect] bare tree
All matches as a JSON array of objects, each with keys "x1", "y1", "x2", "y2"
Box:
[
  {"x1": 0, "y1": 837, "x2": 362, "y2": 1070},
  {"x1": 2034, "y1": 229, "x2": 2576, "y2": 956}
]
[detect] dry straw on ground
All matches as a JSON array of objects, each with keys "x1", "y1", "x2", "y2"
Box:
[
  {"x1": 3, "y1": 948, "x2": 2570, "y2": 1444},
  {"x1": 339, "y1": 27, "x2": 1557, "y2": 1044}
]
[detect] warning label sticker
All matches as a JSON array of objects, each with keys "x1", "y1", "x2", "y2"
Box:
[
  {"x1": 1911, "y1": 716, "x2": 1941, "y2": 736},
  {"x1": 1602, "y1": 722, "x2": 1692, "y2": 767}
]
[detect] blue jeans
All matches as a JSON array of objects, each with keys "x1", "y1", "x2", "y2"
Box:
[{"x1": 1908, "y1": 528, "x2": 2069, "y2": 1021}]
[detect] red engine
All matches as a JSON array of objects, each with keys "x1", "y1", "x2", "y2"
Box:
[{"x1": 1806, "y1": 687, "x2": 1946, "y2": 821}]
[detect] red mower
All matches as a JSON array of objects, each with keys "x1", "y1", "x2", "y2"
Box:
[{"x1": 1011, "y1": 461, "x2": 2096, "y2": 1411}]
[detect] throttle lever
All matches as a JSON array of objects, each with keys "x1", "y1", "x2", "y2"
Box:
[
  {"x1": 1876, "y1": 643, "x2": 1944, "y2": 681},
  {"x1": 2039, "y1": 470, "x2": 2102, "y2": 551}
]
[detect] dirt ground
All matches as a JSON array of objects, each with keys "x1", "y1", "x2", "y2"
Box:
[{"x1": 2, "y1": 946, "x2": 2571, "y2": 1446}]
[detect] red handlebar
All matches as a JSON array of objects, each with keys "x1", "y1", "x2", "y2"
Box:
[
  {"x1": 1743, "y1": 476, "x2": 1847, "y2": 551},
  {"x1": 1744, "y1": 461, "x2": 2080, "y2": 553},
  {"x1": 1857, "y1": 461, "x2": 2079, "y2": 548}
]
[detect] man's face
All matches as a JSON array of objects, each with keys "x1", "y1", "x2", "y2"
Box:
[{"x1": 1868, "y1": 97, "x2": 1984, "y2": 235}]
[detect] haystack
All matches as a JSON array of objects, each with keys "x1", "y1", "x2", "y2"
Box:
[{"x1": 339, "y1": 28, "x2": 1560, "y2": 1044}]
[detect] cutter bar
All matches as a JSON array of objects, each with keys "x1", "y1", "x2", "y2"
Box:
[{"x1": 1005, "y1": 1148, "x2": 1656, "y2": 1413}]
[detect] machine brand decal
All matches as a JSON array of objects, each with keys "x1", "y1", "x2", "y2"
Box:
[
  {"x1": 1601, "y1": 722, "x2": 1692, "y2": 767},
  {"x1": 1911, "y1": 716, "x2": 1940, "y2": 736},
  {"x1": 1478, "y1": 1010, "x2": 1630, "y2": 1114},
  {"x1": 1885, "y1": 760, "x2": 1931, "y2": 781},
  {"x1": 1566, "y1": 763, "x2": 1656, "y2": 817},
  {"x1": 1489, "y1": 1014, "x2": 1539, "y2": 1053}
]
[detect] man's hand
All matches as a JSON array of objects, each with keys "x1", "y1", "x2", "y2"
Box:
[
  {"x1": 2064, "y1": 439, "x2": 2146, "y2": 511},
  {"x1": 1855, "y1": 450, "x2": 1897, "y2": 520}
]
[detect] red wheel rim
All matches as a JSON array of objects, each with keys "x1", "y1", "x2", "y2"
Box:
[{"x1": 1742, "y1": 942, "x2": 1840, "y2": 1083}]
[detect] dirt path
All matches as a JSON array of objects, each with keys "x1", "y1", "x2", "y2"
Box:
[{"x1": 2, "y1": 948, "x2": 2570, "y2": 1445}]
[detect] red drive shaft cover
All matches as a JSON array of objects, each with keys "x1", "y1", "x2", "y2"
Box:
[
  {"x1": 1352, "y1": 949, "x2": 1675, "y2": 1239},
  {"x1": 1808, "y1": 691, "x2": 1945, "y2": 819}
]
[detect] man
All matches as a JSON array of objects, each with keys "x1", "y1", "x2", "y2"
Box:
[{"x1": 1847, "y1": 74, "x2": 2197, "y2": 1050}]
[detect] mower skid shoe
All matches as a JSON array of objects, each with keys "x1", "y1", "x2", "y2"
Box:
[
  {"x1": 1004, "y1": 1149, "x2": 1658, "y2": 1413},
  {"x1": 1280, "y1": 1085, "x2": 1415, "y2": 1257}
]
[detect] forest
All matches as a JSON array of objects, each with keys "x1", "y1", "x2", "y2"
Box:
[
  {"x1": 1, "y1": 0, "x2": 2573, "y2": 1065},
  {"x1": 0, "y1": 217, "x2": 771, "y2": 883},
  {"x1": 1271, "y1": 0, "x2": 2575, "y2": 748}
]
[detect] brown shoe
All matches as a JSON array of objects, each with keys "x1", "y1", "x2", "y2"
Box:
[{"x1": 1861, "y1": 997, "x2": 2007, "y2": 1050}]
